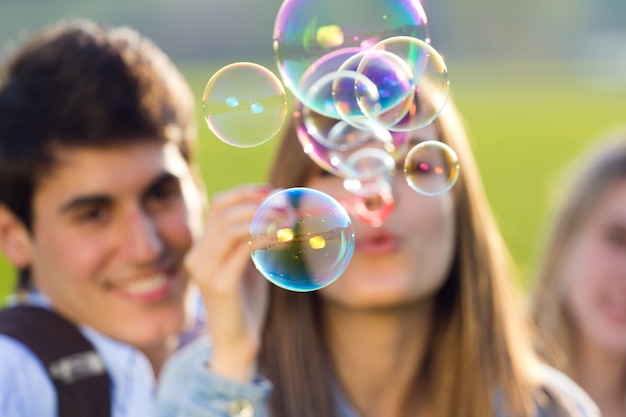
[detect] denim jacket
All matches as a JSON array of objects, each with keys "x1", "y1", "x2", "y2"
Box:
[{"x1": 154, "y1": 336, "x2": 600, "y2": 417}]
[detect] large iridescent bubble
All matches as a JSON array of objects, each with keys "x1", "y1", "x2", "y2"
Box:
[
  {"x1": 273, "y1": 0, "x2": 429, "y2": 119},
  {"x1": 249, "y1": 187, "x2": 355, "y2": 291}
]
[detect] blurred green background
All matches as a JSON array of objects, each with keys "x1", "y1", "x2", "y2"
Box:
[{"x1": 1, "y1": 0, "x2": 625, "y2": 300}]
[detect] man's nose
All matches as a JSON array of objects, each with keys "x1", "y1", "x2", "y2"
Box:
[{"x1": 121, "y1": 207, "x2": 164, "y2": 264}]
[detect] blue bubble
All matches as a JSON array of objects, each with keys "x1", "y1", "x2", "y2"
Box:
[{"x1": 249, "y1": 187, "x2": 355, "y2": 291}]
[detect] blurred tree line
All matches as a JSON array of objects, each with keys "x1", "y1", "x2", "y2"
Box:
[{"x1": 1, "y1": 0, "x2": 624, "y2": 64}]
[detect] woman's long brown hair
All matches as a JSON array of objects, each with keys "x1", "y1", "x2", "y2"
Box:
[{"x1": 259, "y1": 94, "x2": 539, "y2": 417}]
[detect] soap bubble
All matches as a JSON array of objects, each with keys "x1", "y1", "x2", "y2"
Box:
[
  {"x1": 202, "y1": 62, "x2": 288, "y2": 147},
  {"x1": 404, "y1": 141, "x2": 460, "y2": 195},
  {"x1": 340, "y1": 178, "x2": 395, "y2": 227},
  {"x1": 249, "y1": 187, "x2": 355, "y2": 291},
  {"x1": 332, "y1": 49, "x2": 414, "y2": 129},
  {"x1": 359, "y1": 36, "x2": 449, "y2": 131}
]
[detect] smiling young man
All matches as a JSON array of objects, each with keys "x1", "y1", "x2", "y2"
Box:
[{"x1": 0, "y1": 19, "x2": 206, "y2": 416}]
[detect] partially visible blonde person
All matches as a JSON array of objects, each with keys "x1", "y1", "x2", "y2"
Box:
[
  {"x1": 532, "y1": 125, "x2": 626, "y2": 417},
  {"x1": 155, "y1": 91, "x2": 599, "y2": 417}
]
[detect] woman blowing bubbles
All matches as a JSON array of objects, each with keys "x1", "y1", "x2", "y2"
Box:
[{"x1": 154, "y1": 84, "x2": 599, "y2": 417}]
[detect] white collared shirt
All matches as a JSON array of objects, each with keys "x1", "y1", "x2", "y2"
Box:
[{"x1": 0, "y1": 291, "x2": 204, "y2": 417}]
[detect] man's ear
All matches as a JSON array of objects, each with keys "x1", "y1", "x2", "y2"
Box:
[{"x1": 0, "y1": 205, "x2": 32, "y2": 269}]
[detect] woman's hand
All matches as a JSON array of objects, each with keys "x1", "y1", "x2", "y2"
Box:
[{"x1": 185, "y1": 184, "x2": 273, "y2": 382}]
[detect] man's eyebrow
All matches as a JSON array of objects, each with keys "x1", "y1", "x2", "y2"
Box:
[
  {"x1": 58, "y1": 172, "x2": 180, "y2": 215},
  {"x1": 59, "y1": 195, "x2": 112, "y2": 214}
]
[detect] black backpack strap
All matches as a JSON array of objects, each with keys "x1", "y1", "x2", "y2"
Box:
[{"x1": 0, "y1": 305, "x2": 112, "y2": 417}]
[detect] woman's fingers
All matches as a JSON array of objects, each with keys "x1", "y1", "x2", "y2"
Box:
[
  {"x1": 186, "y1": 184, "x2": 271, "y2": 288},
  {"x1": 184, "y1": 184, "x2": 274, "y2": 381}
]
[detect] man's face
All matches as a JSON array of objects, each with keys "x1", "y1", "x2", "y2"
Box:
[{"x1": 26, "y1": 141, "x2": 204, "y2": 350}]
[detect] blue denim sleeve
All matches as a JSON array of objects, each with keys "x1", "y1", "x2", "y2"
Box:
[
  {"x1": 534, "y1": 364, "x2": 601, "y2": 417},
  {"x1": 155, "y1": 336, "x2": 273, "y2": 417}
]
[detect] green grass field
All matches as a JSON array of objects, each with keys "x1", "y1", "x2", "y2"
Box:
[{"x1": 1, "y1": 59, "x2": 624, "y2": 301}]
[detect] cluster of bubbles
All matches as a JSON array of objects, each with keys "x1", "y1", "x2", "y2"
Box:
[{"x1": 201, "y1": 0, "x2": 461, "y2": 291}]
